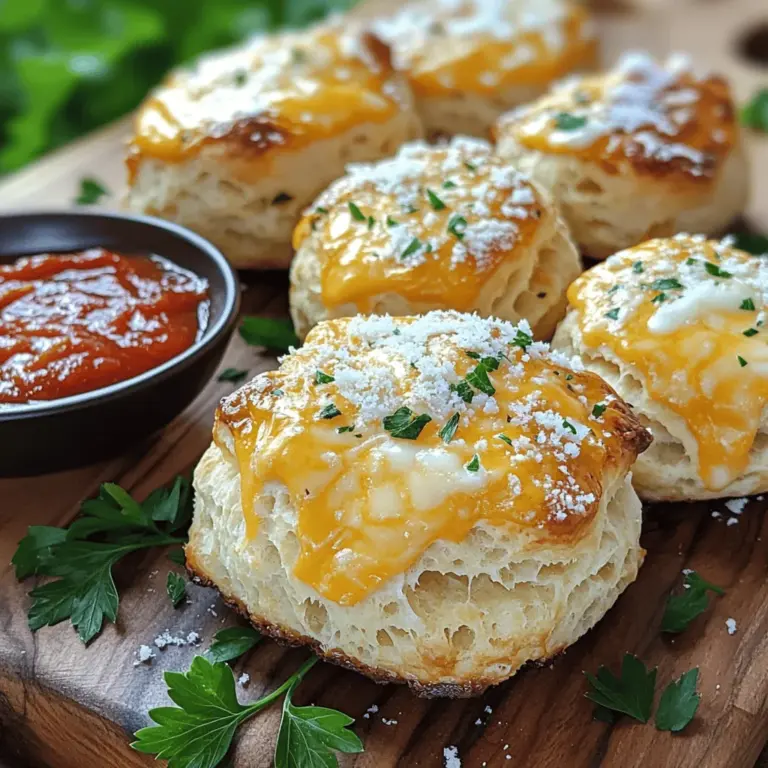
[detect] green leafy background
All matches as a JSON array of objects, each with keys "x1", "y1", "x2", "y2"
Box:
[{"x1": 0, "y1": 0, "x2": 356, "y2": 172}]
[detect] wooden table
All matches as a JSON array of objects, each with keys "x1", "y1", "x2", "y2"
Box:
[{"x1": 1, "y1": 1, "x2": 768, "y2": 766}]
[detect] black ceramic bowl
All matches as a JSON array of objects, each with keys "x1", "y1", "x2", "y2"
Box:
[{"x1": 0, "y1": 211, "x2": 240, "y2": 477}]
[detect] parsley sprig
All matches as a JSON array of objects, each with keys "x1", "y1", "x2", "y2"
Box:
[
  {"x1": 585, "y1": 654, "x2": 656, "y2": 723},
  {"x1": 661, "y1": 571, "x2": 725, "y2": 634},
  {"x1": 655, "y1": 669, "x2": 701, "y2": 732},
  {"x1": 132, "y1": 655, "x2": 362, "y2": 768},
  {"x1": 13, "y1": 477, "x2": 193, "y2": 643}
]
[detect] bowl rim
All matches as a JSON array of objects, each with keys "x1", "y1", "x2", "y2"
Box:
[{"x1": 0, "y1": 209, "x2": 240, "y2": 422}]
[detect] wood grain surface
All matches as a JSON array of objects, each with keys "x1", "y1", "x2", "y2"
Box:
[{"x1": 1, "y1": 1, "x2": 767, "y2": 766}]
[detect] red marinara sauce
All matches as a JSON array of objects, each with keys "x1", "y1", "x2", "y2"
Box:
[{"x1": 0, "y1": 248, "x2": 209, "y2": 404}]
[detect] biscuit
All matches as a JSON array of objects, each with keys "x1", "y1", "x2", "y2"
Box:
[
  {"x1": 494, "y1": 52, "x2": 748, "y2": 260},
  {"x1": 552, "y1": 234, "x2": 768, "y2": 501},
  {"x1": 372, "y1": 0, "x2": 597, "y2": 138},
  {"x1": 289, "y1": 137, "x2": 581, "y2": 340},
  {"x1": 125, "y1": 23, "x2": 423, "y2": 268},
  {"x1": 187, "y1": 311, "x2": 651, "y2": 695}
]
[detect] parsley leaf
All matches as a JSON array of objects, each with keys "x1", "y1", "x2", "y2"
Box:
[
  {"x1": 314, "y1": 370, "x2": 335, "y2": 384},
  {"x1": 386, "y1": 216, "x2": 400, "y2": 227},
  {"x1": 465, "y1": 454, "x2": 481, "y2": 472},
  {"x1": 655, "y1": 668, "x2": 700, "y2": 732},
  {"x1": 348, "y1": 202, "x2": 366, "y2": 221},
  {"x1": 592, "y1": 403, "x2": 606, "y2": 418},
  {"x1": 14, "y1": 478, "x2": 192, "y2": 643},
  {"x1": 218, "y1": 368, "x2": 248, "y2": 384},
  {"x1": 275, "y1": 669, "x2": 364, "y2": 767},
  {"x1": 439, "y1": 412, "x2": 460, "y2": 444},
  {"x1": 318, "y1": 404, "x2": 341, "y2": 420},
  {"x1": 704, "y1": 262, "x2": 732, "y2": 278},
  {"x1": 741, "y1": 298, "x2": 757, "y2": 311},
  {"x1": 742, "y1": 88, "x2": 768, "y2": 133},
  {"x1": 496, "y1": 433, "x2": 513, "y2": 446},
  {"x1": 730, "y1": 232, "x2": 768, "y2": 256},
  {"x1": 632, "y1": 261, "x2": 644, "y2": 274},
  {"x1": 661, "y1": 571, "x2": 725, "y2": 633},
  {"x1": 739, "y1": 355, "x2": 749, "y2": 368},
  {"x1": 605, "y1": 308, "x2": 620, "y2": 320},
  {"x1": 167, "y1": 572, "x2": 186, "y2": 608},
  {"x1": 240, "y1": 317, "x2": 299, "y2": 352},
  {"x1": 554, "y1": 112, "x2": 587, "y2": 131},
  {"x1": 447, "y1": 214, "x2": 467, "y2": 240},
  {"x1": 442, "y1": 180, "x2": 457, "y2": 189},
  {"x1": 650, "y1": 278, "x2": 684, "y2": 291},
  {"x1": 744, "y1": 328, "x2": 758, "y2": 337},
  {"x1": 336, "y1": 425, "x2": 355, "y2": 434},
  {"x1": 74, "y1": 177, "x2": 109, "y2": 205},
  {"x1": 562, "y1": 419, "x2": 577, "y2": 435},
  {"x1": 463, "y1": 161, "x2": 477, "y2": 172},
  {"x1": 465, "y1": 356, "x2": 499, "y2": 396},
  {"x1": 426, "y1": 188, "x2": 446, "y2": 210},
  {"x1": 401, "y1": 237, "x2": 423, "y2": 260},
  {"x1": 205, "y1": 626, "x2": 261, "y2": 663},
  {"x1": 584, "y1": 654, "x2": 656, "y2": 723},
  {"x1": 383, "y1": 406, "x2": 432, "y2": 439},
  {"x1": 510, "y1": 328, "x2": 533, "y2": 351},
  {"x1": 450, "y1": 381, "x2": 474, "y2": 403}
]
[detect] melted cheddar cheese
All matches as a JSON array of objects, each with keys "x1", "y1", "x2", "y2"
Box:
[
  {"x1": 292, "y1": 138, "x2": 545, "y2": 312},
  {"x1": 374, "y1": 0, "x2": 596, "y2": 97},
  {"x1": 128, "y1": 25, "x2": 406, "y2": 181},
  {"x1": 500, "y1": 52, "x2": 737, "y2": 179},
  {"x1": 569, "y1": 235, "x2": 768, "y2": 491},
  {"x1": 215, "y1": 312, "x2": 643, "y2": 606}
]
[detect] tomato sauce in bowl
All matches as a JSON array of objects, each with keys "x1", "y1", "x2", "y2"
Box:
[{"x1": 0, "y1": 248, "x2": 209, "y2": 404}]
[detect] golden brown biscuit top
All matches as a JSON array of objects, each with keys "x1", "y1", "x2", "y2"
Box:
[
  {"x1": 496, "y1": 52, "x2": 737, "y2": 179},
  {"x1": 293, "y1": 138, "x2": 548, "y2": 312},
  {"x1": 568, "y1": 235, "x2": 768, "y2": 491},
  {"x1": 128, "y1": 24, "x2": 406, "y2": 179},
  {"x1": 373, "y1": 0, "x2": 596, "y2": 97},
  {"x1": 216, "y1": 311, "x2": 648, "y2": 606}
]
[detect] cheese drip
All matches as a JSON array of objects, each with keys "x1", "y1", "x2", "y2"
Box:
[
  {"x1": 292, "y1": 138, "x2": 545, "y2": 312},
  {"x1": 216, "y1": 312, "x2": 637, "y2": 606},
  {"x1": 568, "y1": 235, "x2": 768, "y2": 491},
  {"x1": 128, "y1": 25, "x2": 404, "y2": 181}
]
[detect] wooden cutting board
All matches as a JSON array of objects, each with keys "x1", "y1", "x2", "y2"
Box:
[{"x1": 1, "y1": 1, "x2": 768, "y2": 766}]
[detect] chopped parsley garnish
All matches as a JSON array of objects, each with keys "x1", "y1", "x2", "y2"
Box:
[
  {"x1": 465, "y1": 356, "x2": 499, "y2": 396},
  {"x1": 218, "y1": 368, "x2": 248, "y2": 383},
  {"x1": 554, "y1": 112, "x2": 588, "y2": 131},
  {"x1": 661, "y1": 571, "x2": 724, "y2": 633},
  {"x1": 741, "y1": 298, "x2": 756, "y2": 311},
  {"x1": 450, "y1": 381, "x2": 474, "y2": 403},
  {"x1": 704, "y1": 262, "x2": 732, "y2": 278},
  {"x1": 337, "y1": 425, "x2": 356, "y2": 434},
  {"x1": 318, "y1": 404, "x2": 341, "y2": 420},
  {"x1": 442, "y1": 180, "x2": 457, "y2": 189},
  {"x1": 686, "y1": 257, "x2": 697, "y2": 265},
  {"x1": 383, "y1": 406, "x2": 432, "y2": 440},
  {"x1": 438, "y1": 412, "x2": 460, "y2": 444},
  {"x1": 730, "y1": 231, "x2": 768, "y2": 255},
  {"x1": 510, "y1": 328, "x2": 533, "y2": 351},
  {"x1": 367, "y1": 215, "x2": 375, "y2": 230},
  {"x1": 651, "y1": 293, "x2": 668, "y2": 304},
  {"x1": 447, "y1": 214, "x2": 467, "y2": 240},
  {"x1": 401, "y1": 237, "x2": 422, "y2": 260},
  {"x1": 592, "y1": 403, "x2": 606, "y2": 418},
  {"x1": 404, "y1": 204, "x2": 419, "y2": 214},
  {"x1": 562, "y1": 419, "x2": 577, "y2": 435},
  {"x1": 426, "y1": 189, "x2": 446, "y2": 210},
  {"x1": 463, "y1": 161, "x2": 477, "y2": 172},
  {"x1": 314, "y1": 370, "x2": 334, "y2": 384},
  {"x1": 741, "y1": 88, "x2": 768, "y2": 133},
  {"x1": 166, "y1": 572, "x2": 186, "y2": 608},
  {"x1": 386, "y1": 216, "x2": 400, "y2": 227},
  {"x1": 75, "y1": 177, "x2": 109, "y2": 205},
  {"x1": 632, "y1": 261, "x2": 644, "y2": 274},
  {"x1": 655, "y1": 669, "x2": 701, "y2": 732},
  {"x1": 496, "y1": 433, "x2": 513, "y2": 447},
  {"x1": 605, "y1": 308, "x2": 620, "y2": 320},
  {"x1": 744, "y1": 328, "x2": 758, "y2": 337},
  {"x1": 738, "y1": 355, "x2": 748, "y2": 367},
  {"x1": 607, "y1": 284, "x2": 622, "y2": 295},
  {"x1": 584, "y1": 654, "x2": 656, "y2": 724},
  {"x1": 233, "y1": 69, "x2": 247, "y2": 86},
  {"x1": 315, "y1": 206, "x2": 328, "y2": 214},
  {"x1": 465, "y1": 454, "x2": 480, "y2": 472},
  {"x1": 348, "y1": 202, "x2": 366, "y2": 221},
  {"x1": 651, "y1": 278, "x2": 684, "y2": 291},
  {"x1": 465, "y1": 350, "x2": 481, "y2": 360}
]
